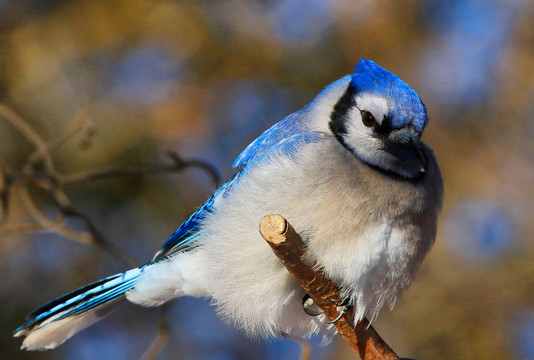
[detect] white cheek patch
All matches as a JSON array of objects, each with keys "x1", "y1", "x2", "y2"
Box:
[
  {"x1": 340, "y1": 103, "x2": 404, "y2": 176},
  {"x1": 343, "y1": 107, "x2": 381, "y2": 156},
  {"x1": 344, "y1": 107, "x2": 372, "y2": 140},
  {"x1": 355, "y1": 93, "x2": 392, "y2": 125},
  {"x1": 307, "y1": 75, "x2": 352, "y2": 133}
]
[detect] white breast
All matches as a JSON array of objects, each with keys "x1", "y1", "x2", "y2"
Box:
[{"x1": 130, "y1": 135, "x2": 441, "y2": 340}]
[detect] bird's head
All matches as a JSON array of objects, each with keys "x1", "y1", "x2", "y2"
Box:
[{"x1": 327, "y1": 59, "x2": 428, "y2": 179}]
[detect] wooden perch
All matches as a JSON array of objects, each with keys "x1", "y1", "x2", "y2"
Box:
[{"x1": 259, "y1": 214, "x2": 400, "y2": 360}]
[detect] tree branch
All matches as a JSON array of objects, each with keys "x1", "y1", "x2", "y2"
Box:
[
  {"x1": 0, "y1": 103, "x2": 57, "y2": 174},
  {"x1": 140, "y1": 304, "x2": 171, "y2": 360},
  {"x1": 55, "y1": 150, "x2": 220, "y2": 188},
  {"x1": 259, "y1": 214, "x2": 400, "y2": 360}
]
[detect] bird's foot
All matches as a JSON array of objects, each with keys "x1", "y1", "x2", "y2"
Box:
[
  {"x1": 302, "y1": 294, "x2": 323, "y2": 317},
  {"x1": 327, "y1": 298, "x2": 351, "y2": 324}
]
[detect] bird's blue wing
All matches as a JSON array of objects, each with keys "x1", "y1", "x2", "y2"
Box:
[
  {"x1": 151, "y1": 129, "x2": 326, "y2": 263},
  {"x1": 244, "y1": 130, "x2": 328, "y2": 168},
  {"x1": 149, "y1": 172, "x2": 241, "y2": 263},
  {"x1": 233, "y1": 112, "x2": 305, "y2": 168}
]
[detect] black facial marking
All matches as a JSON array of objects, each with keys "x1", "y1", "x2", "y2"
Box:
[
  {"x1": 329, "y1": 83, "x2": 356, "y2": 146},
  {"x1": 374, "y1": 116, "x2": 393, "y2": 136}
]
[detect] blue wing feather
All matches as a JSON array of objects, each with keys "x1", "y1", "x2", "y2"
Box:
[
  {"x1": 150, "y1": 172, "x2": 242, "y2": 262},
  {"x1": 153, "y1": 128, "x2": 327, "y2": 261},
  {"x1": 233, "y1": 112, "x2": 306, "y2": 168},
  {"x1": 244, "y1": 131, "x2": 328, "y2": 168}
]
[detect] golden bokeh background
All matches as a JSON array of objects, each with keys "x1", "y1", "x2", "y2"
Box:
[{"x1": 1, "y1": 1, "x2": 533, "y2": 359}]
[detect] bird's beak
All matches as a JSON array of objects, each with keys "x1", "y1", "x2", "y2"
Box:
[{"x1": 383, "y1": 128, "x2": 426, "y2": 173}]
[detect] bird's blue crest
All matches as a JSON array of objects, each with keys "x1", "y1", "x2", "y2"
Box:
[{"x1": 351, "y1": 59, "x2": 427, "y2": 133}]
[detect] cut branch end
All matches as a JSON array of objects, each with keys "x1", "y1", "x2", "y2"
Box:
[{"x1": 259, "y1": 214, "x2": 288, "y2": 244}]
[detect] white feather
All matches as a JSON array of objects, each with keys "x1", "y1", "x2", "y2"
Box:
[
  {"x1": 354, "y1": 92, "x2": 392, "y2": 124},
  {"x1": 307, "y1": 75, "x2": 351, "y2": 133},
  {"x1": 127, "y1": 253, "x2": 209, "y2": 306},
  {"x1": 17, "y1": 300, "x2": 122, "y2": 350},
  {"x1": 128, "y1": 135, "x2": 442, "y2": 339}
]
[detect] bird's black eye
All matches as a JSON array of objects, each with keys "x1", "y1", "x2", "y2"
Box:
[{"x1": 360, "y1": 110, "x2": 376, "y2": 128}]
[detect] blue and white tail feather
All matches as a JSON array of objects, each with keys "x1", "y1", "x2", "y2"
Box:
[
  {"x1": 13, "y1": 172, "x2": 240, "y2": 350},
  {"x1": 13, "y1": 268, "x2": 143, "y2": 350}
]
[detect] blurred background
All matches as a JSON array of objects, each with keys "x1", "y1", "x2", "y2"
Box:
[{"x1": 0, "y1": 0, "x2": 533, "y2": 359}]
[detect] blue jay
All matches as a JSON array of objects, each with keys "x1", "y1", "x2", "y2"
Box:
[{"x1": 14, "y1": 59, "x2": 443, "y2": 350}]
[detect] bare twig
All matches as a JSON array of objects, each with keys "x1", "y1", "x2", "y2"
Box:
[
  {"x1": 17, "y1": 185, "x2": 91, "y2": 243},
  {"x1": 259, "y1": 214, "x2": 400, "y2": 360},
  {"x1": 5, "y1": 152, "x2": 221, "y2": 190},
  {"x1": 0, "y1": 103, "x2": 56, "y2": 173},
  {"x1": 166, "y1": 150, "x2": 221, "y2": 187},
  {"x1": 25, "y1": 107, "x2": 94, "y2": 167},
  {"x1": 140, "y1": 305, "x2": 171, "y2": 360},
  {"x1": 54, "y1": 200, "x2": 140, "y2": 268},
  {"x1": 0, "y1": 163, "x2": 8, "y2": 223},
  {"x1": 56, "y1": 150, "x2": 221, "y2": 187}
]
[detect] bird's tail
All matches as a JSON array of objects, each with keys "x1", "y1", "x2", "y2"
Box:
[{"x1": 13, "y1": 268, "x2": 143, "y2": 350}]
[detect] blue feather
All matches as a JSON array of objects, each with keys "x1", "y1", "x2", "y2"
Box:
[
  {"x1": 14, "y1": 269, "x2": 141, "y2": 336},
  {"x1": 244, "y1": 131, "x2": 328, "y2": 168},
  {"x1": 151, "y1": 131, "x2": 326, "y2": 262},
  {"x1": 233, "y1": 112, "x2": 305, "y2": 169},
  {"x1": 351, "y1": 59, "x2": 427, "y2": 133},
  {"x1": 150, "y1": 172, "x2": 242, "y2": 261}
]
